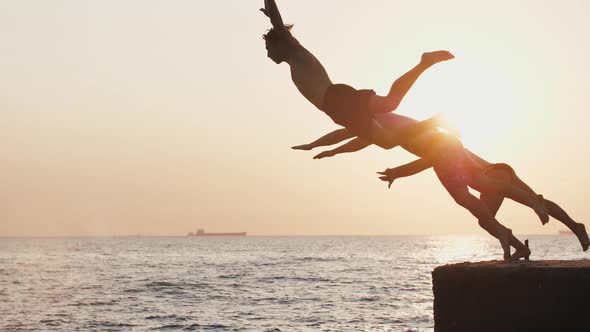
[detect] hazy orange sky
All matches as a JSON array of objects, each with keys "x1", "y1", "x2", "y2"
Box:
[{"x1": 1, "y1": 0, "x2": 589, "y2": 236}]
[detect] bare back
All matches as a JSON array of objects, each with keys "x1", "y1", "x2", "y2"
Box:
[
  {"x1": 287, "y1": 45, "x2": 333, "y2": 110},
  {"x1": 374, "y1": 113, "x2": 437, "y2": 156},
  {"x1": 375, "y1": 112, "x2": 481, "y2": 161}
]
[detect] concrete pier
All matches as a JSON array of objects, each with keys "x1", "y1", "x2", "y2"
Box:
[{"x1": 432, "y1": 260, "x2": 590, "y2": 332}]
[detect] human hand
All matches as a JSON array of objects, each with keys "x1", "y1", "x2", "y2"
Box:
[
  {"x1": 313, "y1": 150, "x2": 335, "y2": 159},
  {"x1": 260, "y1": 0, "x2": 271, "y2": 17},
  {"x1": 260, "y1": 0, "x2": 280, "y2": 21},
  {"x1": 261, "y1": 0, "x2": 288, "y2": 31},
  {"x1": 291, "y1": 144, "x2": 313, "y2": 151},
  {"x1": 376, "y1": 168, "x2": 398, "y2": 189}
]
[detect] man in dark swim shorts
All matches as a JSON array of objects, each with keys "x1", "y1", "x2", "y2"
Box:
[
  {"x1": 261, "y1": 0, "x2": 455, "y2": 150},
  {"x1": 322, "y1": 84, "x2": 377, "y2": 140}
]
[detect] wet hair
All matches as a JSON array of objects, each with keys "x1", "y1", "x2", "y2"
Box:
[{"x1": 262, "y1": 24, "x2": 294, "y2": 46}]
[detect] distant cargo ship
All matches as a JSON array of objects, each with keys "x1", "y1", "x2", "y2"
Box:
[
  {"x1": 187, "y1": 229, "x2": 247, "y2": 237},
  {"x1": 558, "y1": 230, "x2": 573, "y2": 235}
]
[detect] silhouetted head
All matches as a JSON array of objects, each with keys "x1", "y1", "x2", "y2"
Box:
[{"x1": 263, "y1": 25, "x2": 295, "y2": 64}]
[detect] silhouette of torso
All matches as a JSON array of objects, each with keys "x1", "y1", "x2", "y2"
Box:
[{"x1": 288, "y1": 46, "x2": 333, "y2": 110}]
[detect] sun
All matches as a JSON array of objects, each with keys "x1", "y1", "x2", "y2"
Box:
[{"x1": 404, "y1": 54, "x2": 525, "y2": 156}]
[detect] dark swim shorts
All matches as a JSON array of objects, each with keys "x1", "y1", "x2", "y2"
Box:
[{"x1": 322, "y1": 84, "x2": 376, "y2": 140}]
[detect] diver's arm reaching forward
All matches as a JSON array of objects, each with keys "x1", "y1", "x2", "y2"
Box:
[
  {"x1": 292, "y1": 128, "x2": 355, "y2": 151},
  {"x1": 377, "y1": 158, "x2": 433, "y2": 188},
  {"x1": 313, "y1": 138, "x2": 372, "y2": 159}
]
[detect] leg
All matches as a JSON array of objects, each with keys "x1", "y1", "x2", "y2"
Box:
[
  {"x1": 292, "y1": 128, "x2": 354, "y2": 150},
  {"x1": 371, "y1": 51, "x2": 455, "y2": 113},
  {"x1": 544, "y1": 199, "x2": 589, "y2": 251},
  {"x1": 486, "y1": 163, "x2": 588, "y2": 251},
  {"x1": 435, "y1": 167, "x2": 512, "y2": 260},
  {"x1": 469, "y1": 168, "x2": 549, "y2": 225},
  {"x1": 510, "y1": 170, "x2": 587, "y2": 248},
  {"x1": 506, "y1": 168, "x2": 576, "y2": 229},
  {"x1": 480, "y1": 169, "x2": 530, "y2": 260}
]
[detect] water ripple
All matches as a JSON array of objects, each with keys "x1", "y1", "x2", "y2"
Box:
[{"x1": 1, "y1": 235, "x2": 586, "y2": 331}]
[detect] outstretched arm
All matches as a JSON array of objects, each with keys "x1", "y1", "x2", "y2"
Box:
[
  {"x1": 313, "y1": 138, "x2": 371, "y2": 159},
  {"x1": 377, "y1": 158, "x2": 433, "y2": 188},
  {"x1": 369, "y1": 51, "x2": 455, "y2": 114},
  {"x1": 292, "y1": 128, "x2": 354, "y2": 151},
  {"x1": 311, "y1": 114, "x2": 450, "y2": 157},
  {"x1": 260, "y1": 0, "x2": 285, "y2": 29}
]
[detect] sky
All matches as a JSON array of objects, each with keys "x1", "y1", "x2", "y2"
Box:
[{"x1": 1, "y1": 0, "x2": 590, "y2": 236}]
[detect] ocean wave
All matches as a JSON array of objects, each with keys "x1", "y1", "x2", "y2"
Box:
[
  {"x1": 151, "y1": 323, "x2": 235, "y2": 331},
  {"x1": 151, "y1": 324, "x2": 185, "y2": 330},
  {"x1": 295, "y1": 256, "x2": 347, "y2": 262},
  {"x1": 145, "y1": 314, "x2": 188, "y2": 321},
  {"x1": 83, "y1": 321, "x2": 137, "y2": 330},
  {"x1": 40, "y1": 318, "x2": 70, "y2": 326},
  {"x1": 8, "y1": 235, "x2": 576, "y2": 331},
  {"x1": 218, "y1": 273, "x2": 246, "y2": 279},
  {"x1": 290, "y1": 276, "x2": 331, "y2": 282},
  {"x1": 357, "y1": 296, "x2": 381, "y2": 302},
  {"x1": 124, "y1": 288, "x2": 144, "y2": 293},
  {"x1": 145, "y1": 281, "x2": 178, "y2": 288},
  {"x1": 68, "y1": 299, "x2": 118, "y2": 307}
]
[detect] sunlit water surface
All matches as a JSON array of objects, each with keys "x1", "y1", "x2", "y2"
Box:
[{"x1": 1, "y1": 235, "x2": 587, "y2": 331}]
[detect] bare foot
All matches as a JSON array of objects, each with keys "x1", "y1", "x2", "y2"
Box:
[
  {"x1": 533, "y1": 194, "x2": 549, "y2": 225},
  {"x1": 510, "y1": 246, "x2": 531, "y2": 261},
  {"x1": 291, "y1": 144, "x2": 313, "y2": 151},
  {"x1": 574, "y1": 223, "x2": 589, "y2": 252},
  {"x1": 500, "y1": 227, "x2": 512, "y2": 261},
  {"x1": 421, "y1": 50, "x2": 455, "y2": 66}
]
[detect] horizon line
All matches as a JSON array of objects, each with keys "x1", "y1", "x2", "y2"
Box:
[{"x1": 0, "y1": 233, "x2": 564, "y2": 239}]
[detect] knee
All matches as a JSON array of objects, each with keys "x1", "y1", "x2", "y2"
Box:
[
  {"x1": 452, "y1": 194, "x2": 471, "y2": 208},
  {"x1": 453, "y1": 194, "x2": 486, "y2": 217},
  {"x1": 478, "y1": 218, "x2": 490, "y2": 229}
]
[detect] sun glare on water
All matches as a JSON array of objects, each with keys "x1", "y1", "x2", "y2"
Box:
[{"x1": 434, "y1": 235, "x2": 492, "y2": 263}]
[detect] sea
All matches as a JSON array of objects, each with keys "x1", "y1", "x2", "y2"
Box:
[{"x1": 1, "y1": 235, "x2": 587, "y2": 332}]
